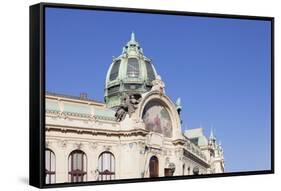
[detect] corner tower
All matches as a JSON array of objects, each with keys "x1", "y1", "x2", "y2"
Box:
[{"x1": 105, "y1": 33, "x2": 158, "y2": 108}]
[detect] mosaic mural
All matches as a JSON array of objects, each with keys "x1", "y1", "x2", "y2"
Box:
[{"x1": 142, "y1": 101, "x2": 172, "y2": 137}]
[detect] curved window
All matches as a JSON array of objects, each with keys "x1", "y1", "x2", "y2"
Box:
[
  {"x1": 110, "y1": 60, "x2": 121, "y2": 81},
  {"x1": 142, "y1": 101, "x2": 172, "y2": 137},
  {"x1": 149, "y1": 156, "x2": 159, "y2": 177},
  {"x1": 45, "y1": 149, "x2": 55, "y2": 184},
  {"x1": 145, "y1": 61, "x2": 156, "y2": 81},
  {"x1": 68, "y1": 150, "x2": 87, "y2": 182},
  {"x1": 127, "y1": 58, "x2": 139, "y2": 78},
  {"x1": 98, "y1": 152, "x2": 115, "y2": 180}
]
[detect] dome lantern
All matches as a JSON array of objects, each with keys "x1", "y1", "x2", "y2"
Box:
[{"x1": 105, "y1": 33, "x2": 158, "y2": 108}]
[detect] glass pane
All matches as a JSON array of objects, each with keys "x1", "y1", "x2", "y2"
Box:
[
  {"x1": 50, "y1": 152, "x2": 55, "y2": 171},
  {"x1": 83, "y1": 154, "x2": 87, "y2": 171},
  {"x1": 104, "y1": 153, "x2": 110, "y2": 171},
  {"x1": 145, "y1": 61, "x2": 155, "y2": 81},
  {"x1": 72, "y1": 154, "x2": 77, "y2": 170},
  {"x1": 77, "y1": 153, "x2": 82, "y2": 170},
  {"x1": 45, "y1": 150, "x2": 50, "y2": 171},
  {"x1": 98, "y1": 155, "x2": 102, "y2": 171},
  {"x1": 98, "y1": 152, "x2": 115, "y2": 180},
  {"x1": 110, "y1": 60, "x2": 121, "y2": 81},
  {"x1": 68, "y1": 156, "x2": 71, "y2": 172},
  {"x1": 51, "y1": 174, "x2": 55, "y2": 183},
  {"x1": 127, "y1": 58, "x2": 139, "y2": 78},
  {"x1": 46, "y1": 174, "x2": 50, "y2": 184}
]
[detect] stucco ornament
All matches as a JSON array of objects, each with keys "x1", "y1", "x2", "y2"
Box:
[
  {"x1": 151, "y1": 75, "x2": 165, "y2": 95},
  {"x1": 115, "y1": 93, "x2": 142, "y2": 121}
]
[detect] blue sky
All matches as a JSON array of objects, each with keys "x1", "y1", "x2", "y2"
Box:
[{"x1": 45, "y1": 7, "x2": 272, "y2": 173}]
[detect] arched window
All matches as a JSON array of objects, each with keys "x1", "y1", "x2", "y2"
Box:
[
  {"x1": 145, "y1": 61, "x2": 155, "y2": 81},
  {"x1": 68, "y1": 150, "x2": 87, "y2": 182},
  {"x1": 110, "y1": 60, "x2": 121, "y2": 81},
  {"x1": 127, "y1": 58, "x2": 139, "y2": 78},
  {"x1": 98, "y1": 152, "x2": 115, "y2": 180},
  {"x1": 45, "y1": 149, "x2": 55, "y2": 184},
  {"x1": 149, "y1": 156, "x2": 159, "y2": 177}
]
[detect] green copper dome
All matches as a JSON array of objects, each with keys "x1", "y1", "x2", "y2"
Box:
[{"x1": 105, "y1": 33, "x2": 158, "y2": 108}]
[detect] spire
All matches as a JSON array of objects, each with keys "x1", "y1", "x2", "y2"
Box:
[
  {"x1": 128, "y1": 32, "x2": 137, "y2": 44},
  {"x1": 209, "y1": 127, "x2": 215, "y2": 140},
  {"x1": 175, "y1": 97, "x2": 182, "y2": 115},
  {"x1": 176, "y1": 97, "x2": 181, "y2": 106},
  {"x1": 131, "y1": 32, "x2": 135, "y2": 41},
  {"x1": 123, "y1": 32, "x2": 142, "y2": 54}
]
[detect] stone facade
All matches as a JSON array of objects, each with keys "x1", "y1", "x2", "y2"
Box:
[{"x1": 45, "y1": 33, "x2": 224, "y2": 184}]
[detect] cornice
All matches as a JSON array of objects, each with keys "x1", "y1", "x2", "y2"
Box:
[{"x1": 46, "y1": 124, "x2": 149, "y2": 137}]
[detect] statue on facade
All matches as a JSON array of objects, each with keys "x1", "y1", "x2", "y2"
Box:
[
  {"x1": 115, "y1": 93, "x2": 142, "y2": 121},
  {"x1": 152, "y1": 75, "x2": 165, "y2": 95}
]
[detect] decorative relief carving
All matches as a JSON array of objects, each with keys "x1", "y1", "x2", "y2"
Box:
[
  {"x1": 90, "y1": 142, "x2": 98, "y2": 150},
  {"x1": 58, "y1": 112, "x2": 68, "y2": 120},
  {"x1": 46, "y1": 140, "x2": 51, "y2": 148},
  {"x1": 129, "y1": 142, "x2": 136, "y2": 149},
  {"x1": 50, "y1": 116, "x2": 58, "y2": 120},
  {"x1": 76, "y1": 129, "x2": 83, "y2": 134},
  {"x1": 151, "y1": 75, "x2": 165, "y2": 95},
  {"x1": 74, "y1": 142, "x2": 83, "y2": 150},
  {"x1": 58, "y1": 140, "x2": 67, "y2": 148},
  {"x1": 89, "y1": 115, "x2": 97, "y2": 122},
  {"x1": 103, "y1": 145, "x2": 112, "y2": 151},
  {"x1": 151, "y1": 150, "x2": 158, "y2": 155},
  {"x1": 60, "y1": 128, "x2": 67, "y2": 133}
]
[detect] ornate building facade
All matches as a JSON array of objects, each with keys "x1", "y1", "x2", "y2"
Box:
[{"x1": 45, "y1": 33, "x2": 224, "y2": 184}]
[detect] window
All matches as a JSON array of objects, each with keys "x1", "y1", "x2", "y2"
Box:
[
  {"x1": 109, "y1": 60, "x2": 121, "y2": 81},
  {"x1": 127, "y1": 58, "x2": 139, "y2": 78},
  {"x1": 98, "y1": 152, "x2": 115, "y2": 180},
  {"x1": 145, "y1": 61, "x2": 155, "y2": 81},
  {"x1": 190, "y1": 138, "x2": 199, "y2": 145},
  {"x1": 149, "y1": 156, "x2": 159, "y2": 177},
  {"x1": 45, "y1": 149, "x2": 55, "y2": 184},
  {"x1": 68, "y1": 150, "x2": 87, "y2": 182}
]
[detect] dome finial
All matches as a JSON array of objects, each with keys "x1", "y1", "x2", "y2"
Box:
[{"x1": 131, "y1": 32, "x2": 135, "y2": 41}]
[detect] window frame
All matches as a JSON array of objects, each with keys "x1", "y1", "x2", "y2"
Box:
[
  {"x1": 109, "y1": 60, "x2": 121, "y2": 81},
  {"x1": 98, "y1": 151, "x2": 116, "y2": 181},
  {"x1": 126, "y1": 58, "x2": 140, "y2": 78},
  {"x1": 45, "y1": 149, "x2": 56, "y2": 184},
  {"x1": 68, "y1": 150, "x2": 87, "y2": 183}
]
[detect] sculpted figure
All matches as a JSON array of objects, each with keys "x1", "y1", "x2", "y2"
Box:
[
  {"x1": 152, "y1": 75, "x2": 165, "y2": 95},
  {"x1": 127, "y1": 94, "x2": 141, "y2": 117},
  {"x1": 115, "y1": 95, "x2": 128, "y2": 122},
  {"x1": 115, "y1": 93, "x2": 142, "y2": 121}
]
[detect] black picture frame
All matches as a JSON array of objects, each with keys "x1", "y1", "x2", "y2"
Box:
[{"x1": 29, "y1": 2, "x2": 274, "y2": 189}]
